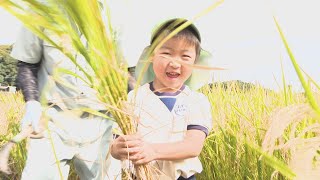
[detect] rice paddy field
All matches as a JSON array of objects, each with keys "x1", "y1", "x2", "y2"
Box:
[{"x1": 1, "y1": 83, "x2": 320, "y2": 179}]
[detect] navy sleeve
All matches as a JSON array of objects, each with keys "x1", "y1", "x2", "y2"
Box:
[
  {"x1": 187, "y1": 124, "x2": 209, "y2": 137},
  {"x1": 17, "y1": 61, "x2": 40, "y2": 102}
]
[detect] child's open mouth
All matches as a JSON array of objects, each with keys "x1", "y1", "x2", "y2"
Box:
[{"x1": 166, "y1": 72, "x2": 180, "y2": 78}]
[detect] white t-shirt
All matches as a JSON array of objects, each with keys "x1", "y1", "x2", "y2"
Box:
[
  {"x1": 127, "y1": 83, "x2": 213, "y2": 179},
  {"x1": 11, "y1": 27, "x2": 104, "y2": 110}
]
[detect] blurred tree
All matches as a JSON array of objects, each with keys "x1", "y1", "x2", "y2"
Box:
[
  {"x1": 207, "y1": 80, "x2": 258, "y2": 91},
  {"x1": 0, "y1": 45, "x2": 17, "y2": 86}
]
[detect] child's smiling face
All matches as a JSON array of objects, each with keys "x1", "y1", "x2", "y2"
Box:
[{"x1": 152, "y1": 37, "x2": 196, "y2": 92}]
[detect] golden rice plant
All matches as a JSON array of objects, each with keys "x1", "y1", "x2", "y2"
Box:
[
  {"x1": 197, "y1": 83, "x2": 318, "y2": 180},
  {"x1": 0, "y1": 91, "x2": 25, "y2": 180},
  {"x1": 0, "y1": 92, "x2": 24, "y2": 135},
  {"x1": 197, "y1": 83, "x2": 300, "y2": 180},
  {"x1": 262, "y1": 103, "x2": 320, "y2": 180}
]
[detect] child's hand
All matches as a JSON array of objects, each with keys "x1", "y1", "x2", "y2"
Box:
[
  {"x1": 110, "y1": 134, "x2": 142, "y2": 160},
  {"x1": 129, "y1": 141, "x2": 158, "y2": 165},
  {"x1": 110, "y1": 134, "x2": 158, "y2": 165}
]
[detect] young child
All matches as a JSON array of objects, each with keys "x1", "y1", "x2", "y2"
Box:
[{"x1": 110, "y1": 18, "x2": 213, "y2": 180}]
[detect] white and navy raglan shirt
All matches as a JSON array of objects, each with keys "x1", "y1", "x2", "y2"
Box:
[{"x1": 127, "y1": 82, "x2": 213, "y2": 179}]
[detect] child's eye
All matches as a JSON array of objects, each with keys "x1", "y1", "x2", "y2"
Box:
[
  {"x1": 182, "y1": 55, "x2": 192, "y2": 60},
  {"x1": 158, "y1": 53, "x2": 171, "y2": 59}
]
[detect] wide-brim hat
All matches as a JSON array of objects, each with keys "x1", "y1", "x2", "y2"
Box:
[{"x1": 135, "y1": 18, "x2": 220, "y2": 90}]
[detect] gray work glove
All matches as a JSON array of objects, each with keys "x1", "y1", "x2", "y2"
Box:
[{"x1": 20, "y1": 100, "x2": 42, "y2": 133}]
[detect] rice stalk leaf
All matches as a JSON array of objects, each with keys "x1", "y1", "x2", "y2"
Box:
[
  {"x1": 300, "y1": 66, "x2": 320, "y2": 91},
  {"x1": 274, "y1": 16, "x2": 320, "y2": 116},
  {"x1": 280, "y1": 58, "x2": 288, "y2": 105},
  {"x1": 77, "y1": 108, "x2": 114, "y2": 121},
  {"x1": 220, "y1": 129, "x2": 296, "y2": 179},
  {"x1": 247, "y1": 142, "x2": 296, "y2": 179},
  {"x1": 55, "y1": 68, "x2": 91, "y2": 86}
]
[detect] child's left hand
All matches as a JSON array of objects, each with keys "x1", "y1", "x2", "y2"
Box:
[
  {"x1": 110, "y1": 133, "x2": 157, "y2": 165},
  {"x1": 129, "y1": 141, "x2": 158, "y2": 165}
]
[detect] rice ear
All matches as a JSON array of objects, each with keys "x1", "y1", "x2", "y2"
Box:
[
  {"x1": 262, "y1": 104, "x2": 315, "y2": 153},
  {"x1": 288, "y1": 137, "x2": 320, "y2": 180}
]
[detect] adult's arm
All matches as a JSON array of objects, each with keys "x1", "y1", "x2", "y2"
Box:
[
  {"x1": 11, "y1": 27, "x2": 43, "y2": 132},
  {"x1": 17, "y1": 61, "x2": 40, "y2": 102}
]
